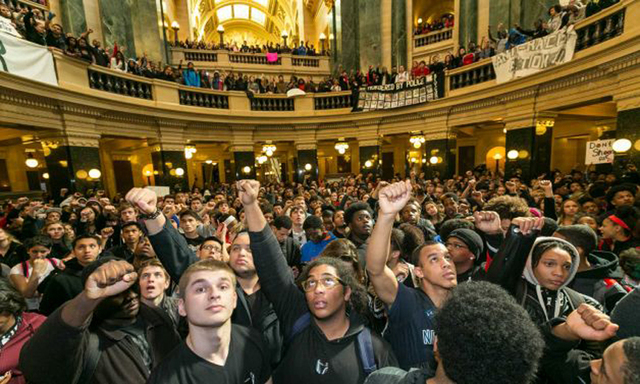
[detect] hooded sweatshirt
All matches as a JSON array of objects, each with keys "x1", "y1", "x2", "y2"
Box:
[
  {"x1": 520, "y1": 237, "x2": 584, "y2": 324},
  {"x1": 569, "y1": 250, "x2": 627, "y2": 312}
]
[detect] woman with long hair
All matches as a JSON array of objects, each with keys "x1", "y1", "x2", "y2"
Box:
[
  {"x1": 0, "y1": 228, "x2": 27, "y2": 269},
  {"x1": 42, "y1": 222, "x2": 71, "y2": 260},
  {"x1": 557, "y1": 199, "x2": 581, "y2": 226}
]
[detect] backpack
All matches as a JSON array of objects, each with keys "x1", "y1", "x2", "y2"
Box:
[{"x1": 287, "y1": 312, "x2": 378, "y2": 376}]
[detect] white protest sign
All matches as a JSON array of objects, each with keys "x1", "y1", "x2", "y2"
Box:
[{"x1": 585, "y1": 139, "x2": 615, "y2": 165}]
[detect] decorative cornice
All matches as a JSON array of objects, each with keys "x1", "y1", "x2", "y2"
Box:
[
  {"x1": 229, "y1": 145, "x2": 254, "y2": 153},
  {"x1": 295, "y1": 142, "x2": 317, "y2": 150}
]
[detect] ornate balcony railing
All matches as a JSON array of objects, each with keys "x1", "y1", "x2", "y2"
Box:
[
  {"x1": 88, "y1": 69, "x2": 153, "y2": 100},
  {"x1": 183, "y1": 50, "x2": 218, "y2": 62},
  {"x1": 10, "y1": 0, "x2": 48, "y2": 11},
  {"x1": 292, "y1": 57, "x2": 321, "y2": 67},
  {"x1": 314, "y1": 93, "x2": 353, "y2": 110},
  {"x1": 179, "y1": 89, "x2": 229, "y2": 109},
  {"x1": 414, "y1": 28, "x2": 453, "y2": 48},
  {"x1": 229, "y1": 53, "x2": 281, "y2": 65},
  {"x1": 575, "y1": 7, "x2": 625, "y2": 51},
  {"x1": 445, "y1": 0, "x2": 629, "y2": 91},
  {"x1": 250, "y1": 97, "x2": 294, "y2": 111},
  {"x1": 448, "y1": 61, "x2": 496, "y2": 91}
]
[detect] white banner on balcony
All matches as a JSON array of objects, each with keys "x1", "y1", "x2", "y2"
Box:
[
  {"x1": 492, "y1": 27, "x2": 578, "y2": 84},
  {"x1": 0, "y1": 31, "x2": 58, "y2": 86}
]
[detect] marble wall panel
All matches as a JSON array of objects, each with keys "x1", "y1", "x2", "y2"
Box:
[
  {"x1": 298, "y1": 150, "x2": 319, "y2": 181},
  {"x1": 459, "y1": 0, "x2": 478, "y2": 47},
  {"x1": 100, "y1": 0, "x2": 137, "y2": 58},
  {"x1": 391, "y1": 0, "x2": 407, "y2": 68},
  {"x1": 339, "y1": 0, "x2": 360, "y2": 72},
  {"x1": 151, "y1": 151, "x2": 189, "y2": 191},
  {"x1": 60, "y1": 0, "x2": 87, "y2": 37},
  {"x1": 130, "y1": 0, "x2": 165, "y2": 63},
  {"x1": 358, "y1": 0, "x2": 382, "y2": 70},
  {"x1": 616, "y1": 109, "x2": 640, "y2": 170}
]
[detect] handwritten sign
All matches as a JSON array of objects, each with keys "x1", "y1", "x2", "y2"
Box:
[{"x1": 585, "y1": 139, "x2": 615, "y2": 165}]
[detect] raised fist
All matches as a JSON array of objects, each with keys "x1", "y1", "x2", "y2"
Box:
[
  {"x1": 32, "y1": 258, "x2": 49, "y2": 278},
  {"x1": 565, "y1": 304, "x2": 618, "y2": 341},
  {"x1": 237, "y1": 180, "x2": 260, "y2": 206},
  {"x1": 84, "y1": 260, "x2": 137, "y2": 300},
  {"x1": 511, "y1": 217, "x2": 544, "y2": 235},
  {"x1": 100, "y1": 227, "x2": 114, "y2": 239},
  {"x1": 473, "y1": 211, "x2": 502, "y2": 235},
  {"x1": 539, "y1": 180, "x2": 553, "y2": 196},
  {"x1": 378, "y1": 180, "x2": 412, "y2": 216},
  {"x1": 125, "y1": 188, "x2": 157, "y2": 215}
]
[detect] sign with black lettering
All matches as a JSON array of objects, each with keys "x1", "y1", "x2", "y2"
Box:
[
  {"x1": 492, "y1": 27, "x2": 578, "y2": 84},
  {"x1": 585, "y1": 139, "x2": 615, "y2": 165},
  {"x1": 0, "y1": 31, "x2": 58, "y2": 86},
  {"x1": 357, "y1": 72, "x2": 443, "y2": 112}
]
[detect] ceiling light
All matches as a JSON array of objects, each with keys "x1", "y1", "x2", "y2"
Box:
[{"x1": 612, "y1": 138, "x2": 632, "y2": 153}]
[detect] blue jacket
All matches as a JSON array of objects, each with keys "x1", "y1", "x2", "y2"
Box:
[{"x1": 182, "y1": 69, "x2": 201, "y2": 87}]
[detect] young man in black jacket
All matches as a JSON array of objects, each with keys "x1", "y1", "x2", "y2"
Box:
[
  {"x1": 554, "y1": 224, "x2": 627, "y2": 312},
  {"x1": 125, "y1": 187, "x2": 283, "y2": 367},
  {"x1": 367, "y1": 180, "x2": 457, "y2": 371},
  {"x1": 20, "y1": 258, "x2": 181, "y2": 384},
  {"x1": 237, "y1": 179, "x2": 398, "y2": 383},
  {"x1": 39, "y1": 234, "x2": 101, "y2": 315}
]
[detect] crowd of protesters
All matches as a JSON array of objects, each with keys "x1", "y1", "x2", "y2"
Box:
[
  {"x1": 1, "y1": 160, "x2": 639, "y2": 383},
  {"x1": 170, "y1": 38, "x2": 328, "y2": 57},
  {"x1": 413, "y1": 14, "x2": 454, "y2": 36}
]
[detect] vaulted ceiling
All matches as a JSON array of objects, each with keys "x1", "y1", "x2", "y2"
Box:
[{"x1": 188, "y1": 0, "x2": 302, "y2": 44}]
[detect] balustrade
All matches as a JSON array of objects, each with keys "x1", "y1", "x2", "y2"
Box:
[
  {"x1": 448, "y1": 61, "x2": 496, "y2": 91},
  {"x1": 88, "y1": 69, "x2": 153, "y2": 100},
  {"x1": 229, "y1": 53, "x2": 281, "y2": 65},
  {"x1": 292, "y1": 57, "x2": 321, "y2": 68},
  {"x1": 314, "y1": 94, "x2": 353, "y2": 110},
  {"x1": 575, "y1": 8, "x2": 625, "y2": 51},
  {"x1": 179, "y1": 90, "x2": 229, "y2": 109},
  {"x1": 183, "y1": 51, "x2": 218, "y2": 62},
  {"x1": 250, "y1": 97, "x2": 294, "y2": 111},
  {"x1": 414, "y1": 28, "x2": 453, "y2": 48}
]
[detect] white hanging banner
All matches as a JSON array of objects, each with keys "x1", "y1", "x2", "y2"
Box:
[
  {"x1": 0, "y1": 31, "x2": 58, "y2": 86},
  {"x1": 492, "y1": 26, "x2": 578, "y2": 84},
  {"x1": 585, "y1": 139, "x2": 615, "y2": 165}
]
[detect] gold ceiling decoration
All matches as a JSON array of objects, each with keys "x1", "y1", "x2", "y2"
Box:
[{"x1": 188, "y1": 0, "x2": 299, "y2": 45}]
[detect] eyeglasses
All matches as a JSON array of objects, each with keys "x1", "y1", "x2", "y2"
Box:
[
  {"x1": 445, "y1": 242, "x2": 468, "y2": 250},
  {"x1": 201, "y1": 244, "x2": 220, "y2": 251},
  {"x1": 301, "y1": 276, "x2": 345, "y2": 292}
]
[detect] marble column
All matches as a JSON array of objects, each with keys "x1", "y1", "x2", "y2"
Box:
[
  {"x1": 150, "y1": 146, "x2": 189, "y2": 192},
  {"x1": 130, "y1": 0, "x2": 165, "y2": 63},
  {"x1": 458, "y1": 0, "x2": 478, "y2": 47},
  {"x1": 359, "y1": 0, "x2": 382, "y2": 70},
  {"x1": 531, "y1": 124, "x2": 553, "y2": 179},
  {"x1": 99, "y1": 0, "x2": 136, "y2": 58},
  {"x1": 391, "y1": 0, "x2": 408, "y2": 69},
  {"x1": 381, "y1": 0, "x2": 392, "y2": 69},
  {"x1": 615, "y1": 108, "x2": 640, "y2": 171},
  {"x1": 82, "y1": 0, "x2": 104, "y2": 44},
  {"x1": 232, "y1": 151, "x2": 256, "y2": 181},
  {"x1": 359, "y1": 144, "x2": 381, "y2": 177},
  {"x1": 297, "y1": 148, "x2": 319, "y2": 182},
  {"x1": 425, "y1": 137, "x2": 456, "y2": 179},
  {"x1": 43, "y1": 136, "x2": 102, "y2": 195},
  {"x1": 505, "y1": 127, "x2": 534, "y2": 181},
  {"x1": 339, "y1": 0, "x2": 360, "y2": 73},
  {"x1": 60, "y1": 0, "x2": 87, "y2": 37},
  {"x1": 505, "y1": 123, "x2": 554, "y2": 181}
]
